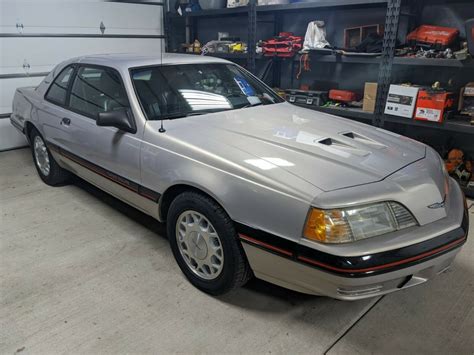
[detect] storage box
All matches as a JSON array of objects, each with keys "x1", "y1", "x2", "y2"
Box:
[
  {"x1": 329, "y1": 89, "x2": 358, "y2": 103},
  {"x1": 458, "y1": 82, "x2": 474, "y2": 122},
  {"x1": 384, "y1": 85, "x2": 419, "y2": 118},
  {"x1": 414, "y1": 90, "x2": 456, "y2": 123},
  {"x1": 362, "y1": 82, "x2": 377, "y2": 113},
  {"x1": 284, "y1": 89, "x2": 328, "y2": 106},
  {"x1": 406, "y1": 25, "x2": 459, "y2": 50},
  {"x1": 227, "y1": 0, "x2": 248, "y2": 7},
  {"x1": 258, "y1": 0, "x2": 289, "y2": 5}
]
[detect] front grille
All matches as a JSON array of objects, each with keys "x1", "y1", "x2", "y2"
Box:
[{"x1": 389, "y1": 202, "x2": 417, "y2": 229}]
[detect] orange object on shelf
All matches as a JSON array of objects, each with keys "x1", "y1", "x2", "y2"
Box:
[
  {"x1": 406, "y1": 25, "x2": 459, "y2": 49},
  {"x1": 414, "y1": 90, "x2": 455, "y2": 123},
  {"x1": 445, "y1": 149, "x2": 464, "y2": 174},
  {"x1": 329, "y1": 89, "x2": 358, "y2": 103}
]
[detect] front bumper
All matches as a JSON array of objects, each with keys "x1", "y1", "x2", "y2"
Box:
[
  {"x1": 238, "y1": 188, "x2": 469, "y2": 300},
  {"x1": 242, "y1": 241, "x2": 462, "y2": 300}
]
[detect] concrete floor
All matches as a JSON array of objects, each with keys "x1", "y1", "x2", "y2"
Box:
[{"x1": 1, "y1": 148, "x2": 473, "y2": 355}]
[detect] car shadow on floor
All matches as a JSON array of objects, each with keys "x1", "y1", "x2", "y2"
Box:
[
  {"x1": 72, "y1": 176, "x2": 318, "y2": 305},
  {"x1": 73, "y1": 176, "x2": 167, "y2": 237}
]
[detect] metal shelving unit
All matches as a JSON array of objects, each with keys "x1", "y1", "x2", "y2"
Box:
[
  {"x1": 383, "y1": 115, "x2": 474, "y2": 134},
  {"x1": 305, "y1": 54, "x2": 474, "y2": 66},
  {"x1": 166, "y1": 0, "x2": 474, "y2": 137},
  {"x1": 168, "y1": 0, "x2": 387, "y2": 17},
  {"x1": 292, "y1": 53, "x2": 474, "y2": 67},
  {"x1": 167, "y1": 6, "x2": 248, "y2": 17},
  {"x1": 167, "y1": 0, "x2": 391, "y2": 75},
  {"x1": 295, "y1": 104, "x2": 474, "y2": 135},
  {"x1": 294, "y1": 104, "x2": 374, "y2": 122}
]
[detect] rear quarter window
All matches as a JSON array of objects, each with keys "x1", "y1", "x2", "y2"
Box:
[{"x1": 45, "y1": 65, "x2": 75, "y2": 106}]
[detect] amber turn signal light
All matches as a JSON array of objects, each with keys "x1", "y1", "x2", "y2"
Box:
[{"x1": 303, "y1": 208, "x2": 327, "y2": 242}]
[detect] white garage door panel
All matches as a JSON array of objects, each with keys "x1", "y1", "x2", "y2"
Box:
[
  {"x1": 0, "y1": 37, "x2": 163, "y2": 75},
  {"x1": 0, "y1": 76, "x2": 44, "y2": 114},
  {"x1": 0, "y1": 120, "x2": 28, "y2": 151},
  {"x1": 100, "y1": 3, "x2": 163, "y2": 34},
  {"x1": 0, "y1": 0, "x2": 164, "y2": 151},
  {"x1": 0, "y1": 1, "x2": 162, "y2": 35}
]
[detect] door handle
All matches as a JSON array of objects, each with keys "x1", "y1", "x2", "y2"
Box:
[{"x1": 60, "y1": 117, "x2": 71, "y2": 126}]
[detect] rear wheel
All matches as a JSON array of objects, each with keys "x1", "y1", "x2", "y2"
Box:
[
  {"x1": 167, "y1": 191, "x2": 252, "y2": 295},
  {"x1": 29, "y1": 128, "x2": 70, "y2": 186}
]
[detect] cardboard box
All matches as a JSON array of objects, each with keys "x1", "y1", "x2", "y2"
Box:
[
  {"x1": 363, "y1": 82, "x2": 377, "y2": 113},
  {"x1": 384, "y1": 85, "x2": 419, "y2": 118},
  {"x1": 344, "y1": 24, "x2": 384, "y2": 48},
  {"x1": 415, "y1": 90, "x2": 456, "y2": 123}
]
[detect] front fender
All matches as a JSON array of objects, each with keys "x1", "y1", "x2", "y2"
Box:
[{"x1": 141, "y1": 136, "x2": 317, "y2": 244}]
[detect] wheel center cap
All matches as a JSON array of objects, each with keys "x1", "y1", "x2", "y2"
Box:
[{"x1": 188, "y1": 231, "x2": 208, "y2": 260}]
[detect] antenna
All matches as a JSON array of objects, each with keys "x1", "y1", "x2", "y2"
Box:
[
  {"x1": 159, "y1": 119, "x2": 166, "y2": 133},
  {"x1": 159, "y1": 10, "x2": 166, "y2": 134}
]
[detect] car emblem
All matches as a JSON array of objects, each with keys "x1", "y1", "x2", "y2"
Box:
[{"x1": 427, "y1": 195, "x2": 446, "y2": 209}]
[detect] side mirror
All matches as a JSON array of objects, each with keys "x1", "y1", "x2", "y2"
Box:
[{"x1": 97, "y1": 109, "x2": 136, "y2": 134}]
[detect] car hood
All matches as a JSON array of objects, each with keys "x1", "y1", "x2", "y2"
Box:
[{"x1": 152, "y1": 103, "x2": 426, "y2": 192}]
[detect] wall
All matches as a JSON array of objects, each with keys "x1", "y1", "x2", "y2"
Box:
[{"x1": 0, "y1": 0, "x2": 164, "y2": 151}]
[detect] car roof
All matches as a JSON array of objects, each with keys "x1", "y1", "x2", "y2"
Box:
[{"x1": 72, "y1": 53, "x2": 230, "y2": 70}]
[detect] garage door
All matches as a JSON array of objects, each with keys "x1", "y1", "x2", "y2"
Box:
[{"x1": 0, "y1": 0, "x2": 164, "y2": 151}]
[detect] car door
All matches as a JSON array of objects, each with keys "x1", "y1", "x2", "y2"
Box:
[
  {"x1": 57, "y1": 64, "x2": 142, "y2": 183},
  {"x1": 41, "y1": 63, "x2": 158, "y2": 217}
]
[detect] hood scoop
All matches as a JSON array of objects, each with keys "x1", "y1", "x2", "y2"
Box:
[
  {"x1": 341, "y1": 131, "x2": 387, "y2": 149},
  {"x1": 316, "y1": 137, "x2": 370, "y2": 157}
]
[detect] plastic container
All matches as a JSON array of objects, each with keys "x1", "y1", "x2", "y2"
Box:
[
  {"x1": 200, "y1": 0, "x2": 226, "y2": 9},
  {"x1": 329, "y1": 89, "x2": 359, "y2": 103},
  {"x1": 406, "y1": 25, "x2": 459, "y2": 49},
  {"x1": 258, "y1": 0, "x2": 289, "y2": 5},
  {"x1": 227, "y1": 0, "x2": 248, "y2": 7}
]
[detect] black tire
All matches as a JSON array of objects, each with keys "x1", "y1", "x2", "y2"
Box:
[
  {"x1": 167, "y1": 191, "x2": 252, "y2": 295},
  {"x1": 29, "y1": 127, "x2": 70, "y2": 186}
]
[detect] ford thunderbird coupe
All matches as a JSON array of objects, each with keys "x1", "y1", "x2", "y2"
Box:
[{"x1": 10, "y1": 54, "x2": 469, "y2": 300}]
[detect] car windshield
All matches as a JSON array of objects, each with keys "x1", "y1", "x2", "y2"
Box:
[{"x1": 130, "y1": 63, "x2": 284, "y2": 120}]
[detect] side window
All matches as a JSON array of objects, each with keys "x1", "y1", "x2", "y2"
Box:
[
  {"x1": 69, "y1": 66, "x2": 129, "y2": 119},
  {"x1": 45, "y1": 66, "x2": 75, "y2": 105}
]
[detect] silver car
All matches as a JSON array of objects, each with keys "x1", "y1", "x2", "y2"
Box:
[{"x1": 10, "y1": 54, "x2": 469, "y2": 300}]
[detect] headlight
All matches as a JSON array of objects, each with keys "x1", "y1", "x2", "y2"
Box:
[{"x1": 303, "y1": 202, "x2": 417, "y2": 244}]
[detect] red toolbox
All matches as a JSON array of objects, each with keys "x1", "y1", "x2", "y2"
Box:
[
  {"x1": 406, "y1": 25, "x2": 459, "y2": 49},
  {"x1": 329, "y1": 89, "x2": 359, "y2": 103},
  {"x1": 414, "y1": 90, "x2": 456, "y2": 123},
  {"x1": 263, "y1": 32, "x2": 303, "y2": 58}
]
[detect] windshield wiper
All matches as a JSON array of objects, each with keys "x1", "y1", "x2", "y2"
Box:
[
  {"x1": 156, "y1": 112, "x2": 189, "y2": 120},
  {"x1": 241, "y1": 102, "x2": 263, "y2": 108},
  {"x1": 157, "y1": 108, "x2": 232, "y2": 120}
]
